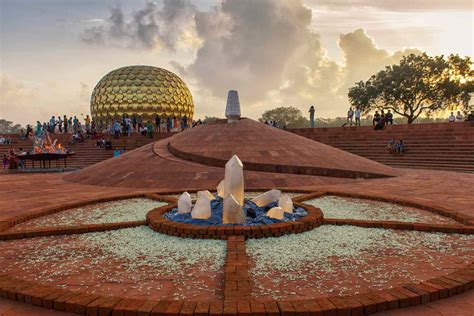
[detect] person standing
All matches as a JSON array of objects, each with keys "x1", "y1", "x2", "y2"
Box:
[
  {"x1": 155, "y1": 114, "x2": 161, "y2": 132},
  {"x1": 309, "y1": 106, "x2": 315, "y2": 128},
  {"x1": 113, "y1": 120, "x2": 121, "y2": 139},
  {"x1": 386, "y1": 110, "x2": 393, "y2": 125},
  {"x1": 146, "y1": 121, "x2": 153, "y2": 138},
  {"x1": 354, "y1": 107, "x2": 361, "y2": 126},
  {"x1": 137, "y1": 115, "x2": 143, "y2": 132},
  {"x1": 85, "y1": 115, "x2": 91, "y2": 134},
  {"x1": 49, "y1": 116, "x2": 56, "y2": 133},
  {"x1": 63, "y1": 115, "x2": 68, "y2": 133},
  {"x1": 455, "y1": 111, "x2": 464, "y2": 122},
  {"x1": 347, "y1": 107, "x2": 354, "y2": 126},
  {"x1": 448, "y1": 112, "x2": 456, "y2": 122},
  {"x1": 57, "y1": 115, "x2": 63, "y2": 133},
  {"x1": 132, "y1": 114, "x2": 137, "y2": 132},
  {"x1": 73, "y1": 116, "x2": 79, "y2": 132}
]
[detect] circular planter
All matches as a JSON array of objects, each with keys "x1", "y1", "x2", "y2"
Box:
[{"x1": 146, "y1": 202, "x2": 323, "y2": 239}]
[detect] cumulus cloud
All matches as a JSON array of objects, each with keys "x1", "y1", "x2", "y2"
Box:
[
  {"x1": 80, "y1": 0, "x2": 424, "y2": 119},
  {"x1": 81, "y1": 0, "x2": 197, "y2": 50},
  {"x1": 304, "y1": 0, "x2": 473, "y2": 11}
]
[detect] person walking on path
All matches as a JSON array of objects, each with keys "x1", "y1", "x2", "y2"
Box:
[{"x1": 309, "y1": 106, "x2": 315, "y2": 128}]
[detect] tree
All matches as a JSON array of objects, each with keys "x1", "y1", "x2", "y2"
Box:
[
  {"x1": 202, "y1": 116, "x2": 220, "y2": 124},
  {"x1": 348, "y1": 53, "x2": 473, "y2": 124},
  {"x1": 0, "y1": 119, "x2": 23, "y2": 134},
  {"x1": 259, "y1": 106, "x2": 309, "y2": 128}
]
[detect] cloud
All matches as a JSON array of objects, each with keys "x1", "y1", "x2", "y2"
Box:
[
  {"x1": 78, "y1": 0, "x2": 424, "y2": 120},
  {"x1": 186, "y1": 1, "x2": 421, "y2": 118},
  {"x1": 187, "y1": 0, "x2": 316, "y2": 102},
  {"x1": 338, "y1": 28, "x2": 421, "y2": 92},
  {"x1": 304, "y1": 0, "x2": 473, "y2": 11},
  {"x1": 81, "y1": 0, "x2": 196, "y2": 51}
]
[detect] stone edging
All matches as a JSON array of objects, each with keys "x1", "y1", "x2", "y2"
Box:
[
  {"x1": 0, "y1": 221, "x2": 146, "y2": 241},
  {"x1": 0, "y1": 257, "x2": 471, "y2": 315},
  {"x1": 323, "y1": 218, "x2": 474, "y2": 234},
  {"x1": 167, "y1": 141, "x2": 394, "y2": 179},
  {"x1": 146, "y1": 202, "x2": 323, "y2": 240}
]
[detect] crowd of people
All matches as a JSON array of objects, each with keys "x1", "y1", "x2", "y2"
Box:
[{"x1": 15, "y1": 113, "x2": 205, "y2": 150}]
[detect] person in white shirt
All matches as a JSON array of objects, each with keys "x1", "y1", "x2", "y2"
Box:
[
  {"x1": 448, "y1": 112, "x2": 455, "y2": 123},
  {"x1": 347, "y1": 107, "x2": 354, "y2": 126},
  {"x1": 354, "y1": 107, "x2": 361, "y2": 126},
  {"x1": 455, "y1": 111, "x2": 464, "y2": 122}
]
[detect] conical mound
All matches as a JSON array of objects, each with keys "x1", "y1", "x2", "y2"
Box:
[
  {"x1": 168, "y1": 119, "x2": 399, "y2": 179},
  {"x1": 64, "y1": 119, "x2": 400, "y2": 189}
]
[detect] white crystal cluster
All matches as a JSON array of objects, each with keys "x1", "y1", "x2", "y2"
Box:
[
  {"x1": 177, "y1": 155, "x2": 295, "y2": 224},
  {"x1": 305, "y1": 196, "x2": 457, "y2": 224}
]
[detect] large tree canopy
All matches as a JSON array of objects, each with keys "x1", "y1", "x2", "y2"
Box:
[
  {"x1": 259, "y1": 106, "x2": 309, "y2": 128},
  {"x1": 0, "y1": 119, "x2": 23, "y2": 134},
  {"x1": 348, "y1": 53, "x2": 473, "y2": 123}
]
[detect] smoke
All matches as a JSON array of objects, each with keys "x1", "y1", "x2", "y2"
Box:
[{"x1": 81, "y1": 0, "x2": 196, "y2": 50}]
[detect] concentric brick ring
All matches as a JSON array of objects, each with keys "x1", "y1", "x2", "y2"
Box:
[
  {"x1": 0, "y1": 190, "x2": 472, "y2": 315},
  {"x1": 146, "y1": 202, "x2": 324, "y2": 239}
]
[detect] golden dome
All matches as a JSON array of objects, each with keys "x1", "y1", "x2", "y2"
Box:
[{"x1": 90, "y1": 65, "x2": 194, "y2": 123}]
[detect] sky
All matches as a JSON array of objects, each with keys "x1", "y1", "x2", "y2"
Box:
[{"x1": 0, "y1": 0, "x2": 473, "y2": 126}]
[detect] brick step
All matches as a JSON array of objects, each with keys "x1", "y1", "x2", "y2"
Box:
[
  {"x1": 368, "y1": 159, "x2": 474, "y2": 166},
  {"x1": 359, "y1": 154, "x2": 474, "y2": 164},
  {"x1": 338, "y1": 148, "x2": 474, "y2": 154},
  {"x1": 376, "y1": 160, "x2": 474, "y2": 168},
  {"x1": 387, "y1": 163, "x2": 474, "y2": 173},
  {"x1": 330, "y1": 145, "x2": 474, "y2": 151}
]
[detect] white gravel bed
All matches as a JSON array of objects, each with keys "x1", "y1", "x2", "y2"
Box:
[
  {"x1": 0, "y1": 227, "x2": 226, "y2": 299},
  {"x1": 304, "y1": 196, "x2": 455, "y2": 224},
  {"x1": 247, "y1": 225, "x2": 474, "y2": 298},
  {"x1": 12, "y1": 198, "x2": 167, "y2": 229}
]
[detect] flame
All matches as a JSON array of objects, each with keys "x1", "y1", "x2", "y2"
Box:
[{"x1": 33, "y1": 140, "x2": 67, "y2": 154}]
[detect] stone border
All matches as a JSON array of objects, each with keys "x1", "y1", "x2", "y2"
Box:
[
  {"x1": 294, "y1": 191, "x2": 474, "y2": 226},
  {"x1": 168, "y1": 141, "x2": 394, "y2": 179},
  {"x1": 0, "y1": 258, "x2": 471, "y2": 315},
  {"x1": 0, "y1": 189, "x2": 473, "y2": 315},
  {"x1": 323, "y1": 218, "x2": 474, "y2": 234},
  {"x1": 0, "y1": 221, "x2": 145, "y2": 241},
  {"x1": 146, "y1": 202, "x2": 323, "y2": 240}
]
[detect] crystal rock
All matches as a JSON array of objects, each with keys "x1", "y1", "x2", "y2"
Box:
[
  {"x1": 251, "y1": 189, "x2": 281, "y2": 207},
  {"x1": 177, "y1": 191, "x2": 192, "y2": 213},
  {"x1": 267, "y1": 207, "x2": 284, "y2": 220},
  {"x1": 224, "y1": 155, "x2": 244, "y2": 206},
  {"x1": 198, "y1": 190, "x2": 215, "y2": 201},
  {"x1": 278, "y1": 194, "x2": 293, "y2": 213},
  {"x1": 225, "y1": 90, "x2": 241, "y2": 123},
  {"x1": 217, "y1": 180, "x2": 225, "y2": 198},
  {"x1": 191, "y1": 194, "x2": 211, "y2": 219},
  {"x1": 223, "y1": 194, "x2": 246, "y2": 224}
]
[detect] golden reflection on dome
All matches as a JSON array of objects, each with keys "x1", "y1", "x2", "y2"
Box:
[{"x1": 90, "y1": 65, "x2": 194, "y2": 123}]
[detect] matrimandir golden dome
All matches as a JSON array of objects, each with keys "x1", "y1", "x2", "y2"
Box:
[{"x1": 90, "y1": 65, "x2": 194, "y2": 123}]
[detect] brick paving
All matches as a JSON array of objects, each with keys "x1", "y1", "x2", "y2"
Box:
[{"x1": 0, "y1": 119, "x2": 473, "y2": 315}]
